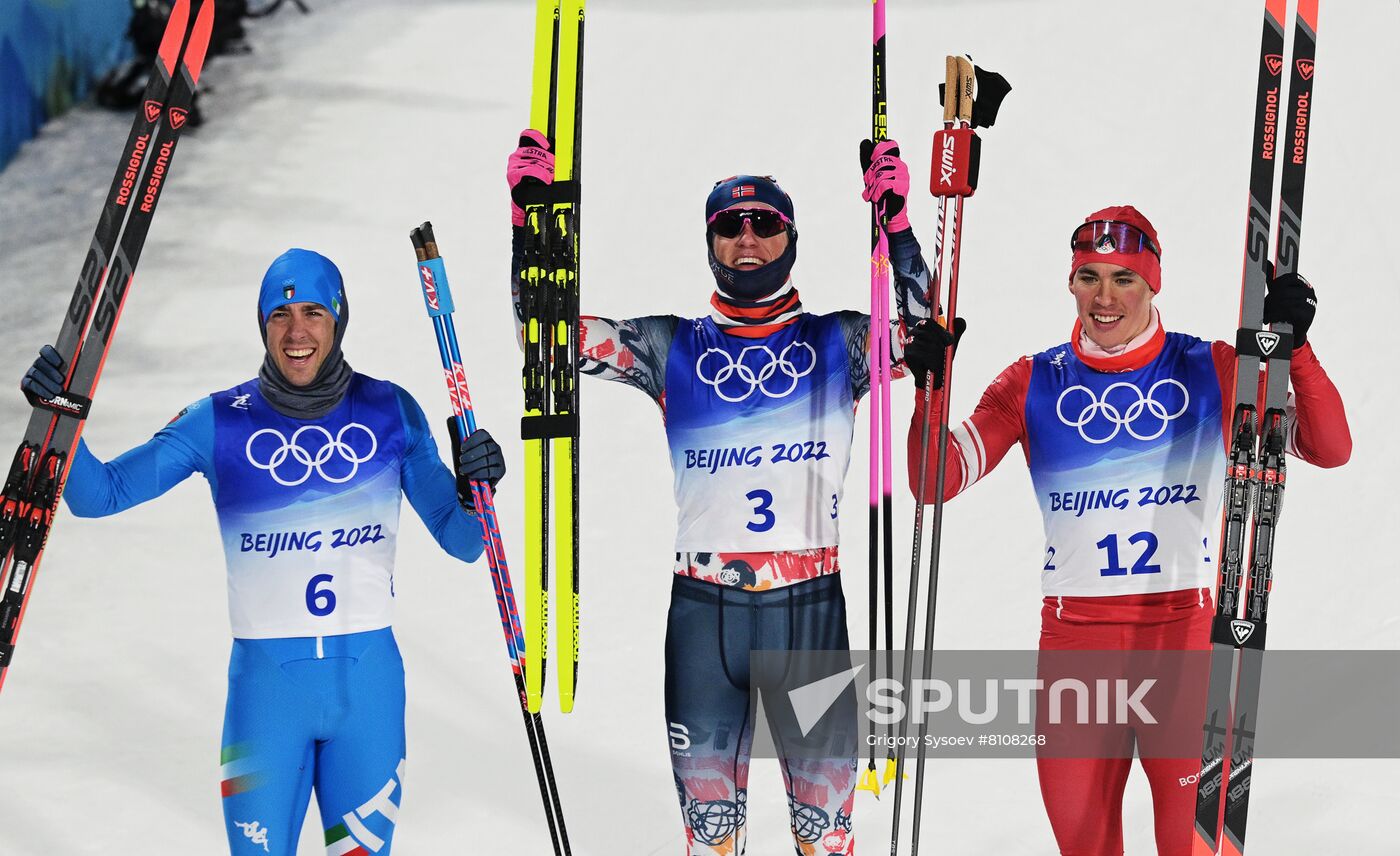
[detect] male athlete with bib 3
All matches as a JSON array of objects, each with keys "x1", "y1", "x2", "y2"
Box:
[{"x1": 506, "y1": 133, "x2": 934, "y2": 854}]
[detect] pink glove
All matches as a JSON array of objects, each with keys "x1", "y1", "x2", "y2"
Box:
[
  {"x1": 507, "y1": 129, "x2": 555, "y2": 227},
  {"x1": 860, "y1": 138, "x2": 911, "y2": 233}
]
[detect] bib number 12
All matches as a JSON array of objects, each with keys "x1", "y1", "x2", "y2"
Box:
[{"x1": 1096, "y1": 531, "x2": 1161, "y2": 576}]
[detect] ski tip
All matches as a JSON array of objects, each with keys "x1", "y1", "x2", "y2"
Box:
[
  {"x1": 184, "y1": 0, "x2": 217, "y2": 86},
  {"x1": 1297, "y1": 0, "x2": 1319, "y2": 30},
  {"x1": 157, "y1": 0, "x2": 192, "y2": 74},
  {"x1": 527, "y1": 692, "x2": 543, "y2": 714},
  {"x1": 559, "y1": 693, "x2": 574, "y2": 714}
]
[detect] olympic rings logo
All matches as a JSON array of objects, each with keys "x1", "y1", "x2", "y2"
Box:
[
  {"x1": 1055, "y1": 379, "x2": 1190, "y2": 444},
  {"x1": 245, "y1": 423, "x2": 378, "y2": 486},
  {"x1": 695, "y1": 341, "x2": 816, "y2": 403}
]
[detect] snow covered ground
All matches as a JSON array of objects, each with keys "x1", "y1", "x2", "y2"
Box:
[{"x1": 1, "y1": 0, "x2": 1396, "y2": 853}]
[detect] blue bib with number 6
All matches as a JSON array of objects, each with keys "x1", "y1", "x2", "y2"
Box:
[{"x1": 211, "y1": 376, "x2": 406, "y2": 638}]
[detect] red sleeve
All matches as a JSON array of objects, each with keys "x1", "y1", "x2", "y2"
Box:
[
  {"x1": 1210, "y1": 340, "x2": 1351, "y2": 468},
  {"x1": 908, "y1": 357, "x2": 1031, "y2": 503}
]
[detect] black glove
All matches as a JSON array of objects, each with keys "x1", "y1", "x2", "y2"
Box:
[
  {"x1": 21, "y1": 345, "x2": 65, "y2": 406},
  {"x1": 447, "y1": 418, "x2": 506, "y2": 513},
  {"x1": 1262, "y1": 264, "x2": 1316, "y2": 349},
  {"x1": 903, "y1": 317, "x2": 966, "y2": 390}
]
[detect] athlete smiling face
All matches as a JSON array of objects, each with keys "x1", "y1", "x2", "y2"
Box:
[
  {"x1": 264, "y1": 301, "x2": 335, "y2": 386},
  {"x1": 1070, "y1": 262, "x2": 1155, "y2": 350}
]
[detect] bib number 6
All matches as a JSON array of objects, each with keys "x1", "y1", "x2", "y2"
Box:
[{"x1": 305, "y1": 573, "x2": 337, "y2": 616}]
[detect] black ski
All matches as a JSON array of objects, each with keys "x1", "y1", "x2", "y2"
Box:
[
  {"x1": 0, "y1": 0, "x2": 215, "y2": 692},
  {"x1": 1194, "y1": 1, "x2": 1319, "y2": 853}
]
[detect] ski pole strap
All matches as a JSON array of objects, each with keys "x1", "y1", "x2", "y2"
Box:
[
  {"x1": 521, "y1": 413, "x2": 579, "y2": 440},
  {"x1": 1235, "y1": 326, "x2": 1294, "y2": 359},
  {"x1": 516, "y1": 178, "x2": 580, "y2": 209}
]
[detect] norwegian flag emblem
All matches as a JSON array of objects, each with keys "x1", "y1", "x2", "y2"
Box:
[
  {"x1": 420, "y1": 265, "x2": 440, "y2": 310},
  {"x1": 1297, "y1": 58, "x2": 1315, "y2": 80},
  {"x1": 731, "y1": 185, "x2": 756, "y2": 199}
]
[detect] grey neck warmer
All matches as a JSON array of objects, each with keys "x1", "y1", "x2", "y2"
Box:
[{"x1": 256, "y1": 304, "x2": 354, "y2": 420}]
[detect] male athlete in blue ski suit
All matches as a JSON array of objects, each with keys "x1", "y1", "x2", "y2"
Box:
[{"x1": 21, "y1": 248, "x2": 507, "y2": 856}]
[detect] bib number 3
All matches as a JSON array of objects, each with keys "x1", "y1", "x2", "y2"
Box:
[{"x1": 745, "y1": 489, "x2": 776, "y2": 533}]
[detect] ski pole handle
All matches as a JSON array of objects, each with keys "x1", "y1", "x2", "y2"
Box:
[
  {"x1": 415, "y1": 255, "x2": 457, "y2": 316},
  {"x1": 943, "y1": 56, "x2": 958, "y2": 123},
  {"x1": 411, "y1": 222, "x2": 478, "y2": 438},
  {"x1": 955, "y1": 56, "x2": 975, "y2": 125},
  {"x1": 931, "y1": 56, "x2": 982, "y2": 199}
]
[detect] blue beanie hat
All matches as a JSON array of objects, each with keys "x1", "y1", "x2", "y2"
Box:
[
  {"x1": 705, "y1": 175, "x2": 795, "y2": 223},
  {"x1": 258, "y1": 248, "x2": 345, "y2": 325}
]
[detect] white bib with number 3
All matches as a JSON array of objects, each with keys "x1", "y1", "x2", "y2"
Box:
[{"x1": 664, "y1": 315, "x2": 855, "y2": 553}]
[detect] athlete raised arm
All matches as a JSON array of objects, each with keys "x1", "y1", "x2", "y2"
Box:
[
  {"x1": 19, "y1": 248, "x2": 507, "y2": 856},
  {"x1": 903, "y1": 206, "x2": 1349, "y2": 855},
  {"x1": 505, "y1": 133, "x2": 933, "y2": 855}
]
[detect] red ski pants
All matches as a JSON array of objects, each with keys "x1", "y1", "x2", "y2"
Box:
[{"x1": 1036, "y1": 589, "x2": 1212, "y2": 856}]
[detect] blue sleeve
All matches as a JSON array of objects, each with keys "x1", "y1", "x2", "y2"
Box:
[
  {"x1": 889, "y1": 226, "x2": 934, "y2": 325},
  {"x1": 835, "y1": 310, "x2": 873, "y2": 403},
  {"x1": 395, "y1": 387, "x2": 485, "y2": 565},
  {"x1": 63, "y1": 398, "x2": 216, "y2": 518}
]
